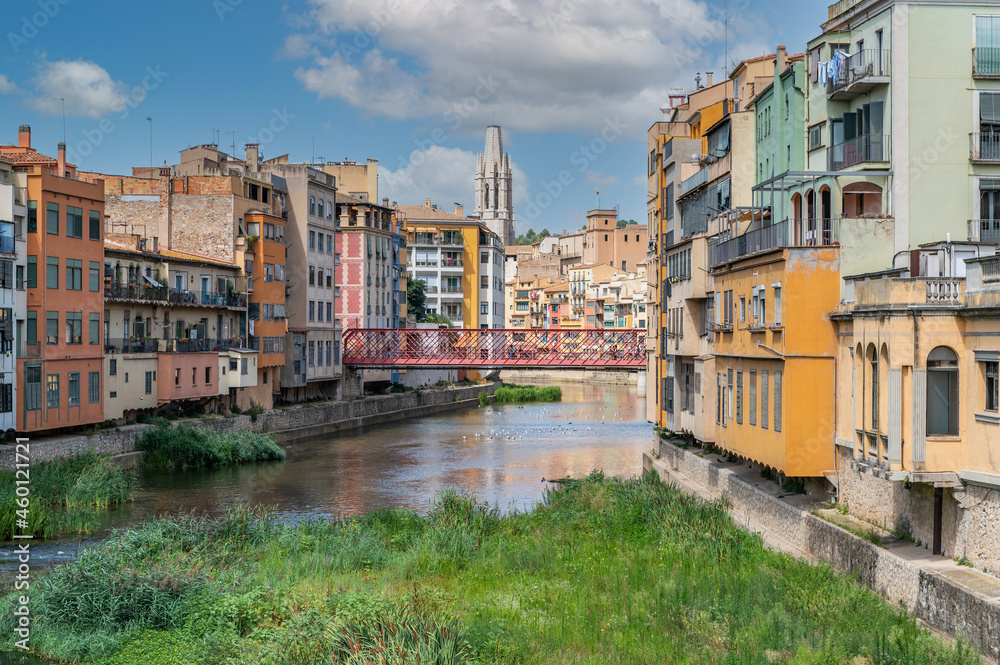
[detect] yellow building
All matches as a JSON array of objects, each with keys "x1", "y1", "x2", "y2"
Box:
[
  {"x1": 712, "y1": 246, "x2": 840, "y2": 480},
  {"x1": 398, "y1": 202, "x2": 504, "y2": 328},
  {"x1": 832, "y1": 249, "x2": 1000, "y2": 569}
]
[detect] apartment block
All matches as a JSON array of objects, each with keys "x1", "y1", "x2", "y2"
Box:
[
  {"x1": 399, "y1": 201, "x2": 504, "y2": 329},
  {"x1": 2, "y1": 126, "x2": 105, "y2": 433},
  {"x1": 337, "y1": 195, "x2": 405, "y2": 330},
  {"x1": 0, "y1": 159, "x2": 27, "y2": 432}
]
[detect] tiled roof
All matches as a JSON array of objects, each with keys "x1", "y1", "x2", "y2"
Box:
[
  {"x1": 0, "y1": 149, "x2": 57, "y2": 165},
  {"x1": 396, "y1": 205, "x2": 474, "y2": 222}
]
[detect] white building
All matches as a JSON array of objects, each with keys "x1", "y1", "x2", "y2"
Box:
[{"x1": 0, "y1": 159, "x2": 25, "y2": 433}]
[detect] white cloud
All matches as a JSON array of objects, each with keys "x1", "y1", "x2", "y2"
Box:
[
  {"x1": 286, "y1": 0, "x2": 769, "y2": 133},
  {"x1": 380, "y1": 144, "x2": 528, "y2": 210},
  {"x1": 27, "y1": 60, "x2": 128, "y2": 119},
  {"x1": 0, "y1": 75, "x2": 16, "y2": 94},
  {"x1": 585, "y1": 170, "x2": 619, "y2": 186}
]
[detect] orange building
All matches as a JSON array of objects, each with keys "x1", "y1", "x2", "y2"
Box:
[
  {"x1": 1, "y1": 126, "x2": 105, "y2": 433},
  {"x1": 241, "y1": 211, "x2": 287, "y2": 408}
]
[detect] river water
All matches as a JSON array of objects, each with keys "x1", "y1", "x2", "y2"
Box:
[{"x1": 1, "y1": 380, "x2": 650, "y2": 577}]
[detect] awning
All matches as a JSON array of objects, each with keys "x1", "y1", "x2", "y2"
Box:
[{"x1": 143, "y1": 274, "x2": 162, "y2": 287}]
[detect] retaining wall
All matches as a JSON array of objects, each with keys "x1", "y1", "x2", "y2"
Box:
[
  {"x1": 644, "y1": 437, "x2": 1000, "y2": 660},
  {"x1": 0, "y1": 383, "x2": 498, "y2": 472}
]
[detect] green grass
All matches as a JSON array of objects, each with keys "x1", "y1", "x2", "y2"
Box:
[
  {"x1": 0, "y1": 453, "x2": 133, "y2": 540},
  {"x1": 0, "y1": 473, "x2": 981, "y2": 664},
  {"x1": 493, "y1": 385, "x2": 562, "y2": 403},
  {"x1": 136, "y1": 425, "x2": 286, "y2": 470}
]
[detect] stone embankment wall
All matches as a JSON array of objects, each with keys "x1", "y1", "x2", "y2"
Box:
[
  {"x1": 500, "y1": 369, "x2": 637, "y2": 385},
  {"x1": 644, "y1": 438, "x2": 1000, "y2": 660},
  {"x1": 0, "y1": 383, "x2": 498, "y2": 472}
]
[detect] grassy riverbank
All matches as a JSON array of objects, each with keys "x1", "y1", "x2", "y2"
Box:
[
  {"x1": 136, "y1": 425, "x2": 285, "y2": 470},
  {"x1": 493, "y1": 384, "x2": 562, "y2": 403},
  {"x1": 0, "y1": 472, "x2": 979, "y2": 664},
  {"x1": 0, "y1": 453, "x2": 132, "y2": 540}
]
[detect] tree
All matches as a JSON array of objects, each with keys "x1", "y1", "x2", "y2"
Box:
[
  {"x1": 407, "y1": 279, "x2": 428, "y2": 322},
  {"x1": 539, "y1": 228, "x2": 551, "y2": 238},
  {"x1": 617, "y1": 219, "x2": 638, "y2": 228}
]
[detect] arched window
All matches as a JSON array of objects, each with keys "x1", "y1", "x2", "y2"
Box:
[
  {"x1": 318, "y1": 199, "x2": 324, "y2": 218},
  {"x1": 494, "y1": 183, "x2": 499, "y2": 209},
  {"x1": 927, "y1": 346, "x2": 959, "y2": 436},
  {"x1": 484, "y1": 183, "x2": 490, "y2": 209},
  {"x1": 869, "y1": 344, "x2": 879, "y2": 431}
]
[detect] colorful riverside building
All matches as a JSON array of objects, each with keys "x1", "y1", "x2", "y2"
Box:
[
  {"x1": 398, "y1": 201, "x2": 504, "y2": 329},
  {"x1": 336, "y1": 194, "x2": 405, "y2": 331},
  {"x1": 1, "y1": 125, "x2": 105, "y2": 432},
  {"x1": 102, "y1": 235, "x2": 255, "y2": 418}
]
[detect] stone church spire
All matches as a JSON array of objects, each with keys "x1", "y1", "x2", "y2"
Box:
[{"x1": 474, "y1": 125, "x2": 514, "y2": 247}]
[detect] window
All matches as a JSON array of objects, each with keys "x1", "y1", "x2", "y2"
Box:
[
  {"x1": 761, "y1": 371, "x2": 769, "y2": 429},
  {"x1": 749, "y1": 369, "x2": 757, "y2": 426},
  {"x1": 25, "y1": 366, "x2": 42, "y2": 411},
  {"x1": 326, "y1": 302, "x2": 332, "y2": 321},
  {"x1": 89, "y1": 261, "x2": 100, "y2": 291},
  {"x1": 481, "y1": 302, "x2": 489, "y2": 315},
  {"x1": 327, "y1": 235, "x2": 333, "y2": 252},
  {"x1": 144, "y1": 371, "x2": 153, "y2": 394},
  {"x1": 773, "y1": 286, "x2": 782, "y2": 325},
  {"x1": 481, "y1": 275, "x2": 488, "y2": 289},
  {"x1": 927, "y1": 346, "x2": 959, "y2": 436},
  {"x1": 205, "y1": 366, "x2": 211, "y2": 384},
  {"x1": 326, "y1": 268, "x2": 332, "y2": 288},
  {"x1": 309, "y1": 301, "x2": 315, "y2": 321},
  {"x1": 27, "y1": 200, "x2": 37, "y2": 233},
  {"x1": 736, "y1": 370, "x2": 743, "y2": 424},
  {"x1": 977, "y1": 15, "x2": 1000, "y2": 74},
  {"x1": 739, "y1": 296, "x2": 746, "y2": 322},
  {"x1": 192, "y1": 367, "x2": 197, "y2": 386},
  {"x1": 27, "y1": 255, "x2": 36, "y2": 287},
  {"x1": 481, "y1": 252, "x2": 488, "y2": 264},
  {"x1": 987, "y1": 361, "x2": 1000, "y2": 412},
  {"x1": 309, "y1": 196, "x2": 315, "y2": 216},
  {"x1": 66, "y1": 312, "x2": 82, "y2": 344},
  {"x1": 264, "y1": 264, "x2": 273, "y2": 282},
  {"x1": 808, "y1": 125, "x2": 823, "y2": 151},
  {"x1": 317, "y1": 232, "x2": 324, "y2": 251},
  {"x1": 46, "y1": 202, "x2": 59, "y2": 234},
  {"x1": 89, "y1": 313, "x2": 99, "y2": 344},
  {"x1": 68, "y1": 372, "x2": 80, "y2": 406},
  {"x1": 774, "y1": 371, "x2": 782, "y2": 432},
  {"x1": 309, "y1": 230, "x2": 316, "y2": 250},
  {"x1": 66, "y1": 259, "x2": 82, "y2": 290},
  {"x1": 46, "y1": 311, "x2": 58, "y2": 344},
  {"x1": 0, "y1": 383, "x2": 10, "y2": 414},
  {"x1": 175, "y1": 368, "x2": 180, "y2": 386},
  {"x1": 309, "y1": 265, "x2": 315, "y2": 286},
  {"x1": 727, "y1": 369, "x2": 734, "y2": 421},
  {"x1": 716, "y1": 372, "x2": 721, "y2": 424},
  {"x1": 308, "y1": 340, "x2": 315, "y2": 366},
  {"x1": 46, "y1": 256, "x2": 58, "y2": 288},
  {"x1": 46, "y1": 373, "x2": 59, "y2": 408},
  {"x1": 89, "y1": 210, "x2": 101, "y2": 240},
  {"x1": 109, "y1": 359, "x2": 117, "y2": 376},
  {"x1": 88, "y1": 372, "x2": 100, "y2": 404},
  {"x1": 870, "y1": 346, "x2": 880, "y2": 431},
  {"x1": 66, "y1": 206, "x2": 83, "y2": 238}
]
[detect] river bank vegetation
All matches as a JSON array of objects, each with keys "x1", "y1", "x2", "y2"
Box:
[
  {"x1": 493, "y1": 385, "x2": 562, "y2": 403},
  {"x1": 135, "y1": 425, "x2": 286, "y2": 470},
  {"x1": 0, "y1": 472, "x2": 979, "y2": 664},
  {"x1": 0, "y1": 453, "x2": 132, "y2": 540}
]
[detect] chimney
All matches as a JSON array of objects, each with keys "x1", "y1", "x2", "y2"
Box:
[
  {"x1": 382, "y1": 197, "x2": 389, "y2": 207},
  {"x1": 18, "y1": 125, "x2": 30, "y2": 149},
  {"x1": 454, "y1": 204, "x2": 464, "y2": 216},
  {"x1": 706, "y1": 71, "x2": 714, "y2": 87},
  {"x1": 57, "y1": 142, "x2": 66, "y2": 177},
  {"x1": 424, "y1": 198, "x2": 432, "y2": 208},
  {"x1": 245, "y1": 143, "x2": 259, "y2": 172},
  {"x1": 777, "y1": 45, "x2": 787, "y2": 73}
]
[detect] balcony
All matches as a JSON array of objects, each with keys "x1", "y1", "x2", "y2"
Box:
[
  {"x1": 414, "y1": 259, "x2": 438, "y2": 267},
  {"x1": 0, "y1": 235, "x2": 13, "y2": 255},
  {"x1": 680, "y1": 168, "x2": 708, "y2": 196},
  {"x1": 709, "y1": 220, "x2": 789, "y2": 267},
  {"x1": 968, "y1": 219, "x2": 1000, "y2": 243},
  {"x1": 440, "y1": 258, "x2": 463, "y2": 269},
  {"x1": 424, "y1": 285, "x2": 439, "y2": 294},
  {"x1": 105, "y1": 284, "x2": 248, "y2": 309},
  {"x1": 794, "y1": 218, "x2": 840, "y2": 247},
  {"x1": 13, "y1": 187, "x2": 26, "y2": 207},
  {"x1": 828, "y1": 133, "x2": 889, "y2": 170},
  {"x1": 105, "y1": 338, "x2": 159, "y2": 354},
  {"x1": 973, "y1": 47, "x2": 1000, "y2": 78},
  {"x1": 969, "y1": 132, "x2": 1000, "y2": 163},
  {"x1": 827, "y1": 50, "x2": 890, "y2": 99},
  {"x1": 441, "y1": 285, "x2": 462, "y2": 294}
]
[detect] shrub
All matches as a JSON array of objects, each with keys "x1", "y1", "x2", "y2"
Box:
[
  {"x1": 136, "y1": 425, "x2": 284, "y2": 470},
  {"x1": 478, "y1": 392, "x2": 489, "y2": 407},
  {"x1": 493, "y1": 384, "x2": 562, "y2": 403}
]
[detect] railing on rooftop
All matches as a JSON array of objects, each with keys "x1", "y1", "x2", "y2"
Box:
[
  {"x1": 828, "y1": 133, "x2": 890, "y2": 170},
  {"x1": 708, "y1": 220, "x2": 789, "y2": 266},
  {"x1": 925, "y1": 278, "x2": 964, "y2": 305},
  {"x1": 969, "y1": 132, "x2": 1000, "y2": 162},
  {"x1": 105, "y1": 338, "x2": 159, "y2": 354},
  {"x1": 980, "y1": 255, "x2": 1000, "y2": 283},
  {"x1": 104, "y1": 284, "x2": 247, "y2": 308}
]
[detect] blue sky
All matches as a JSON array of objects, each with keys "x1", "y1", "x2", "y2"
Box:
[{"x1": 0, "y1": 0, "x2": 829, "y2": 236}]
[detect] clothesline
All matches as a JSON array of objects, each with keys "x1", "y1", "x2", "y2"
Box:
[{"x1": 818, "y1": 50, "x2": 849, "y2": 86}]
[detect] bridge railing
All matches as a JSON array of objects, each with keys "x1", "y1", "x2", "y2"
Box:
[{"x1": 342, "y1": 328, "x2": 647, "y2": 369}]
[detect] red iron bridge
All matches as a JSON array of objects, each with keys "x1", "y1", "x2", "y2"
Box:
[{"x1": 342, "y1": 328, "x2": 647, "y2": 370}]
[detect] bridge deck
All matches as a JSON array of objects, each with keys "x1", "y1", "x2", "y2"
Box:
[{"x1": 342, "y1": 328, "x2": 646, "y2": 370}]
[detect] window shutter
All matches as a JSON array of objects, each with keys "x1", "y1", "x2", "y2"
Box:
[
  {"x1": 749, "y1": 370, "x2": 757, "y2": 426},
  {"x1": 761, "y1": 371, "x2": 769, "y2": 429},
  {"x1": 774, "y1": 371, "x2": 782, "y2": 432},
  {"x1": 736, "y1": 371, "x2": 743, "y2": 424}
]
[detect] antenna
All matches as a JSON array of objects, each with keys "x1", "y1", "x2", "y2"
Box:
[
  {"x1": 724, "y1": 0, "x2": 729, "y2": 80},
  {"x1": 146, "y1": 117, "x2": 153, "y2": 173},
  {"x1": 55, "y1": 97, "x2": 66, "y2": 143}
]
